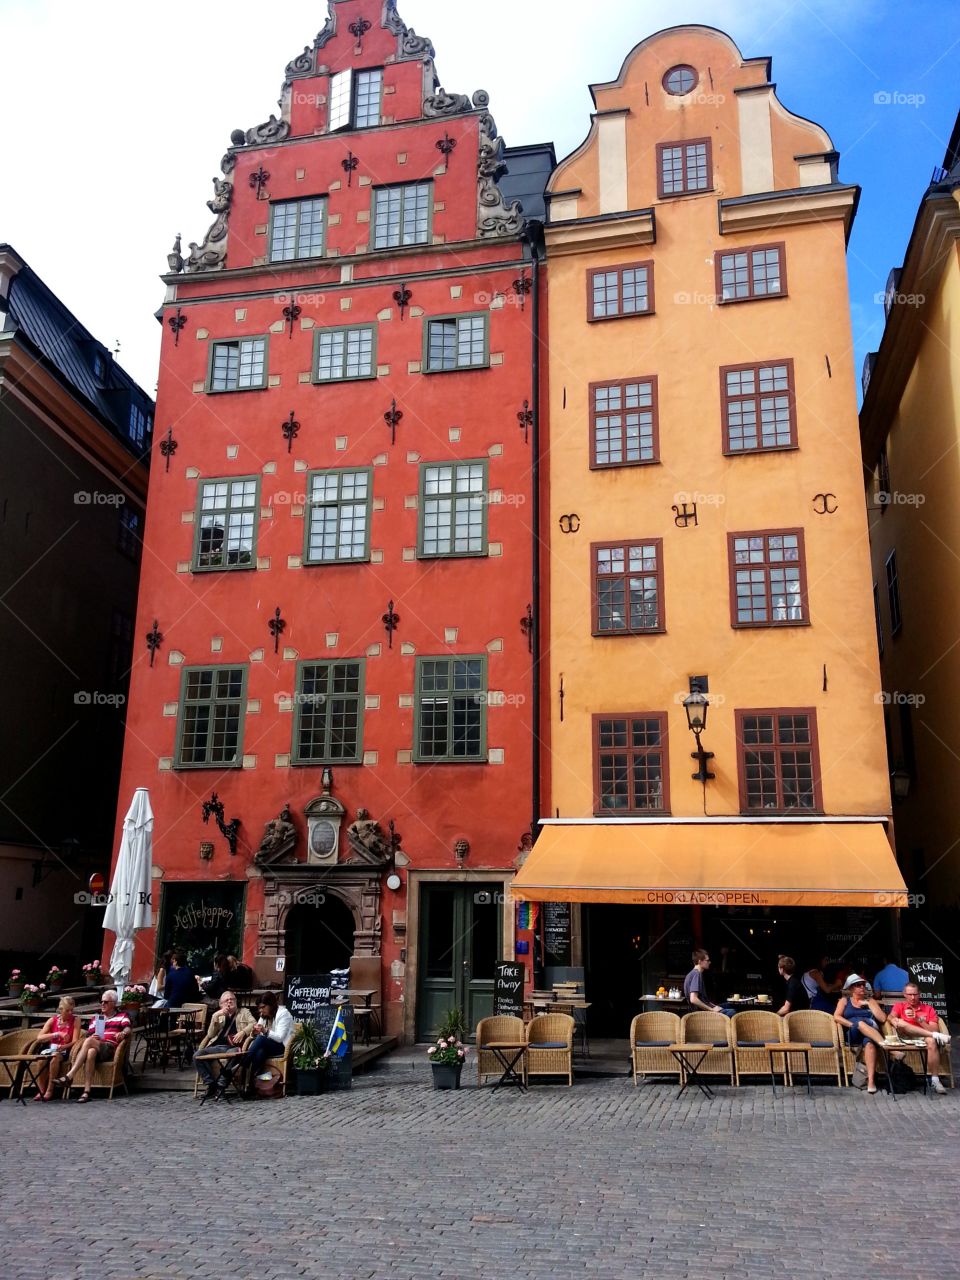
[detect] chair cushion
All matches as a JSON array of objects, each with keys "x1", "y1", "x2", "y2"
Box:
[
  {"x1": 808, "y1": 1040, "x2": 835, "y2": 1048},
  {"x1": 737, "y1": 1041, "x2": 768, "y2": 1047},
  {"x1": 635, "y1": 1040, "x2": 672, "y2": 1047},
  {"x1": 530, "y1": 1041, "x2": 568, "y2": 1049},
  {"x1": 709, "y1": 1041, "x2": 729, "y2": 1047}
]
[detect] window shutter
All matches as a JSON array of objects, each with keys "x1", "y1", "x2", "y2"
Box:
[{"x1": 328, "y1": 70, "x2": 353, "y2": 132}]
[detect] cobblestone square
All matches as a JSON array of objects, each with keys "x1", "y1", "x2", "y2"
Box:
[{"x1": 2, "y1": 1073, "x2": 958, "y2": 1280}]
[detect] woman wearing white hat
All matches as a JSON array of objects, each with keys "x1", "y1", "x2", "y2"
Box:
[{"x1": 834, "y1": 974, "x2": 888, "y2": 1093}]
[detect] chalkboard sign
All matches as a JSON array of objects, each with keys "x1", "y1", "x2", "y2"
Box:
[
  {"x1": 285, "y1": 973, "x2": 353, "y2": 1090},
  {"x1": 908, "y1": 957, "x2": 948, "y2": 1021},
  {"x1": 494, "y1": 962, "x2": 524, "y2": 1017},
  {"x1": 543, "y1": 902, "x2": 571, "y2": 965}
]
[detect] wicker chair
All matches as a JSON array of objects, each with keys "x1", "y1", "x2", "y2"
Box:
[
  {"x1": 65, "y1": 1036, "x2": 130, "y2": 1100},
  {"x1": 476, "y1": 1016, "x2": 527, "y2": 1086},
  {"x1": 732, "y1": 1010, "x2": 786, "y2": 1083},
  {"x1": 526, "y1": 1014, "x2": 574, "y2": 1086},
  {"x1": 630, "y1": 1012, "x2": 681, "y2": 1085},
  {"x1": 680, "y1": 1011, "x2": 736, "y2": 1086},
  {"x1": 0, "y1": 1030, "x2": 43, "y2": 1098},
  {"x1": 784, "y1": 1010, "x2": 844, "y2": 1086},
  {"x1": 261, "y1": 1029, "x2": 297, "y2": 1097},
  {"x1": 938, "y1": 1018, "x2": 954, "y2": 1088}
]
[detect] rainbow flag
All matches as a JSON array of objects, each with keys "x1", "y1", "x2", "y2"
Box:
[{"x1": 517, "y1": 902, "x2": 538, "y2": 931}]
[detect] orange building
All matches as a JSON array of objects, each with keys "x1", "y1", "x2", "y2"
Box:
[{"x1": 515, "y1": 26, "x2": 906, "y2": 1027}]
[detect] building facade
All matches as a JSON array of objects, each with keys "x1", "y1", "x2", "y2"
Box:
[
  {"x1": 0, "y1": 245, "x2": 151, "y2": 976},
  {"x1": 859, "y1": 114, "x2": 960, "y2": 971},
  {"x1": 514, "y1": 27, "x2": 905, "y2": 1030},
  {"x1": 111, "y1": 0, "x2": 550, "y2": 1039}
]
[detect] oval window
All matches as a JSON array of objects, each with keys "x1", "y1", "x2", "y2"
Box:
[{"x1": 663, "y1": 65, "x2": 697, "y2": 96}]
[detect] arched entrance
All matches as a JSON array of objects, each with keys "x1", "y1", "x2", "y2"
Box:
[{"x1": 285, "y1": 895, "x2": 356, "y2": 974}]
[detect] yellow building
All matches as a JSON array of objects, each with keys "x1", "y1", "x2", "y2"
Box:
[
  {"x1": 515, "y1": 26, "x2": 905, "y2": 1022},
  {"x1": 860, "y1": 115, "x2": 960, "y2": 942}
]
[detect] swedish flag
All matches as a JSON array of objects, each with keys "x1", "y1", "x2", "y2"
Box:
[{"x1": 326, "y1": 1006, "x2": 349, "y2": 1058}]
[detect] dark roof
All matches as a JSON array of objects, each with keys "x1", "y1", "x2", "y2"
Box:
[
  {"x1": 501, "y1": 143, "x2": 557, "y2": 223},
  {"x1": 943, "y1": 108, "x2": 960, "y2": 180},
  {"x1": 0, "y1": 245, "x2": 154, "y2": 461}
]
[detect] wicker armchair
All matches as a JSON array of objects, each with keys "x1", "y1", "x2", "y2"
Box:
[
  {"x1": 526, "y1": 1014, "x2": 574, "y2": 1085},
  {"x1": 784, "y1": 1010, "x2": 844, "y2": 1086},
  {"x1": 630, "y1": 1012, "x2": 681, "y2": 1085},
  {"x1": 732, "y1": 1010, "x2": 786, "y2": 1083},
  {"x1": 938, "y1": 1018, "x2": 954, "y2": 1088},
  {"x1": 680, "y1": 1011, "x2": 736, "y2": 1086},
  {"x1": 262, "y1": 1029, "x2": 297, "y2": 1097},
  {"x1": 476, "y1": 1016, "x2": 526, "y2": 1086},
  {"x1": 65, "y1": 1036, "x2": 130, "y2": 1100}
]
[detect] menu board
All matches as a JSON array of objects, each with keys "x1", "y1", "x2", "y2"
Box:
[
  {"x1": 908, "y1": 957, "x2": 948, "y2": 1021},
  {"x1": 543, "y1": 902, "x2": 571, "y2": 965},
  {"x1": 285, "y1": 972, "x2": 353, "y2": 1090},
  {"x1": 493, "y1": 962, "x2": 524, "y2": 1017}
]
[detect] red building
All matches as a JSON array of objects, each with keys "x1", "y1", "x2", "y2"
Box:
[{"x1": 112, "y1": 0, "x2": 552, "y2": 1040}]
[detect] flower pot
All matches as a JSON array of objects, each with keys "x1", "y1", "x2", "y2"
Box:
[
  {"x1": 294, "y1": 1067, "x2": 327, "y2": 1096},
  {"x1": 48, "y1": 982, "x2": 64, "y2": 994},
  {"x1": 8, "y1": 984, "x2": 23, "y2": 998},
  {"x1": 85, "y1": 974, "x2": 100, "y2": 987},
  {"x1": 431, "y1": 1061, "x2": 463, "y2": 1090},
  {"x1": 20, "y1": 999, "x2": 42, "y2": 1012}
]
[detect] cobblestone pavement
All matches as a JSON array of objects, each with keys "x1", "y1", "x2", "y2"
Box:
[{"x1": 2, "y1": 1073, "x2": 959, "y2": 1280}]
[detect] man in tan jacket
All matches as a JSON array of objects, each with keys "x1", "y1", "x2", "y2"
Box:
[{"x1": 194, "y1": 991, "x2": 256, "y2": 1100}]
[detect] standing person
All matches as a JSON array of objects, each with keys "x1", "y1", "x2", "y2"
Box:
[
  {"x1": 775, "y1": 957, "x2": 808, "y2": 1016},
  {"x1": 887, "y1": 981, "x2": 950, "y2": 1094},
  {"x1": 873, "y1": 956, "x2": 910, "y2": 997},
  {"x1": 162, "y1": 950, "x2": 200, "y2": 1009},
  {"x1": 834, "y1": 974, "x2": 888, "y2": 1094},
  {"x1": 222, "y1": 993, "x2": 294, "y2": 1098},
  {"x1": 802, "y1": 954, "x2": 842, "y2": 1013},
  {"x1": 149, "y1": 950, "x2": 174, "y2": 1001},
  {"x1": 59, "y1": 991, "x2": 131, "y2": 1103},
  {"x1": 31, "y1": 996, "x2": 80, "y2": 1101},
  {"x1": 193, "y1": 991, "x2": 256, "y2": 1100},
  {"x1": 683, "y1": 949, "x2": 734, "y2": 1016}
]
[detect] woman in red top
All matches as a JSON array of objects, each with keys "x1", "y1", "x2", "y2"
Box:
[{"x1": 32, "y1": 996, "x2": 80, "y2": 1100}]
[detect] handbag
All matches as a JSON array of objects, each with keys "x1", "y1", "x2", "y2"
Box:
[
  {"x1": 849, "y1": 1060, "x2": 869, "y2": 1090},
  {"x1": 889, "y1": 1058, "x2": 917, "y2": 1094}
]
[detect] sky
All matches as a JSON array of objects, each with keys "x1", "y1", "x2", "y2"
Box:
[{"x1": 3, "y1": 0, "x2": 958, "y2": 399}]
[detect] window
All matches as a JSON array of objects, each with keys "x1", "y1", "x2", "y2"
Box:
[
  {"x1": 419, "y1": 461, "x2": 487, "y2": 557},
  {"x1": 590, "y1": 378, "x2": 659, "y2": 467},
  {"x1": 208, "y1": 337, "x2": 268, "y2": 392},
  {"x1": 592, "y1": 540, "x2": 664, "y2": 635},
  {"x1": 424, "y1": 314, "x2": 488, "y2": 372},
  {"x1": 176, "y1": 666, "x2": 247, "y2": 768},
  {"x1": 372, "y1": 182, "x2": 431, "y2": 249},
  {"x1": 107, "y1": 611, "x2": 133, "y2": 689},
  {"x1": 128, "y1": 403, "x2": 152, "y2": 446},
  {"x1": 874, "y1": 583, "x2": 884, "y2": 658},
  {"x1": 876, "y1": 446, "x2": 891, "y2": 511},
  {"x1": 588, "y1": 262, "x2": 654, "y2": 320},
  {"x1": 117, "y1": 507, "x2": 141, "y2": 559},
  {"x1": 313, "y1": 325, "x2": 375, "y2": 382},
  {"x1": 305, "y1": 469, "x2": 371, "y2": 564},
  {"x1": 269, "y1": 198, "x2": 326, "y2": 262},
  {"x1": 292, "y1": 660, "x2": 364, "y2": 764},
  {"x1": 195, "y1": 477, "x2": 258, "y2": 571},
  {"x1": 663, "y1": 65, "x2": 698, "y2": 96},
  {"x1": 593, "y1": 714, "x2": 669, "y2": 814},
  {"x1": 721, "y1": 360, "x2": 796, "y2": 453},
  {"x1": 736, "y1": 710, "x2": 821, "y2": 813},
  {"x1": 886, "y1": 550, "x2": 902, "y2": 634},
  {"x1": 414, "y1": 657, "x2": 486, "y2": 762},
  {"x1": 328, "y1": 68, "x2": 383, "y2": 131},
  {"x1": 729, "y1": 530, "x2": 807, "y2": 627},
  {"x1": 657, "y1": 139, "x2": 712, "y2": 197},
  {"x1": 716, "y1": 244, "x2": 785, "y2": 302}
]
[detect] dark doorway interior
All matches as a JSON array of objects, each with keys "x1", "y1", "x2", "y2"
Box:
[{"x1": 285, "y1": 896, "x2": 355, "y2": 975}]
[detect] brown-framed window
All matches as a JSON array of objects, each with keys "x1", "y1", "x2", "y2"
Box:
[
  {"x1": 590, "y1": 378, "x2": 659, "y2": 468},
  {"x1": 715, "y1": 243, "x2": 786, "y2": 303},
  {"x1": 721, "y1": 359, "x2": 797, "y2": 453},
  {"x1": 593, "y1": 713, "x2": 669, "y2": 814},
  {"x1": 736, "y1": 709, "x2": 822, "y2": 813},
  {"x1": 592, "y1": 540, "x2": 664, "y2": 635},
  {"x1": 587, "y1": 261, "x2": 654, "y2": 321},
  {"x1": 876, "y1": 446, "x2": 891, "y2": 512},
  {"x1": 729, "y1": 529, "x2": 808, "y2": 627},
  {"x1": 873, "y1": 582, "x2": 884, "y2": 658},
  {"x1": 886, "y1": 549, "x2": 902, "y2": 634},
  {"x1": 657, "y1": 138, "x2": 712, "y2": 197}
]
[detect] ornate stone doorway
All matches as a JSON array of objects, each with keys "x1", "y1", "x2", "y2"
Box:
[{"x1": 284, "y1": 895, "x2": 356, "y2": 974}]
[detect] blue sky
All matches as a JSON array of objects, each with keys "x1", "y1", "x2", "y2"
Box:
[{"x1": 3, "y1": 0, "x2": 958, "y2": 396}]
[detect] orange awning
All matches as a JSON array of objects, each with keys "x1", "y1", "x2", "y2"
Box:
[{"x1": 511, "y1": 820, "x2": 907, "y2": 908}]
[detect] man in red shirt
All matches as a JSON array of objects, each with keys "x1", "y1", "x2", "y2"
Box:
[
  {"x1": 59, "y1": 991, "x2": 131, "y2": 1102},
  {"x1": 888, "y1": 982, "x2": 950, "y2": 1094}
]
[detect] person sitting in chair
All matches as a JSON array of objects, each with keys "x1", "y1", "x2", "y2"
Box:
[
  {"x1": 887, "y1": 981, "x2": 950, "y2": 1095},
  {"x1": 683, "y1": 949, "x2": 734, "y2": 1016},
  {"x1": 194, "y1": 991, "x2": 256, "y2": 1101},
  {"x1": 59, "y1": 990, "x2": 131, "y2": 1103},
  {"x1": 220, "y1": 993, "x2": 294, "y2": 1098},
  {"x1": 834, "y1": 974, "x2": 888, "y2": 1094}
]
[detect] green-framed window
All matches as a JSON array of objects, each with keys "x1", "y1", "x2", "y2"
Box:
[
  {"x1": 194, "y1": 476, "x2": 259, "y2": 571},
  {"x1": 292, "y1": 660, "x2": 365, "y2": 764},
  {"x1": 175, "y1": 666, "x2": 247, "y2": 769},
  {"x1": 424, "y1": 313, "x2": 489, "y2": 372},
  {"x1": 418, "y1": 461, "x2": 487, "y2": 558},
  {"x1": 372, "y1": 182, "x2": 431, "y2": 249},
  {"x1": 313, "y1": 325, "x2": 376, "y2": 382},
  {"x1": 414, "y1": 656, "x2": 487, "y2": 763},
  {"x1": 304, "y1": 469, "x2": 372, "y2": 564},
  {"x1": 269, "y1": 197, "x2": 327, "y2": 262},
  {"x1": 208, "y1": 336, "x2": 268, "y2": 392}
]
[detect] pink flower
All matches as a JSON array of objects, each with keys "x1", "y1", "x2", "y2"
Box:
[
  {"x1": 457, "y1": 1048, "x2": 465, "y2": 1057},
  {"x1": 447, "y1": 1036, "x2": 455, "y2": 1044},
  {"x1": 427, "y1": 1046, "x2": 436, "y2": 1055}
]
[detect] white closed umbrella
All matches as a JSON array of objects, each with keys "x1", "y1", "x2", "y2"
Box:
[{"x1": 103, "y1": 788, "x2": 154, "y2": 987}]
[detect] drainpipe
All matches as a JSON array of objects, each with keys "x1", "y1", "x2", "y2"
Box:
[{"x1": 526, "y1": 220, "x2": 544, "y2": 846}]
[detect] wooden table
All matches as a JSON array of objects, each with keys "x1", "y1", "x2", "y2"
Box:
[
  {"x1": 668, "y1": 1043, "x2": 715, "y2": 1099},
  {"x1": 764, "y1": 1042, "x2": 812, "y2": 1096},
  {"x1": 486, "y1": 1041, "x2": 528, "y2": 1093},
  {"x1": 0, "y1": 1054, "x2": 46, "y2": 1105}
]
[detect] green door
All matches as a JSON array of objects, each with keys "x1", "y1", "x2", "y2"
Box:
[{"x1": 416, "y1": 883, "x2": 502, "y2": 1041}]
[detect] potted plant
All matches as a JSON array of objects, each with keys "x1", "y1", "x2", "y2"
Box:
[
  {"x1": 82, "y1": 961, "x2": 103, "y2": 987},
  {"x1": 7, "y1": 969, "x2": 23, "y2": 998},
  {"x1": 19, "y1": 983, "x2": 45, "y2": 1011},
  {"x1": 428, "y1": 1008, "x2": 468, "y2": 1090},
  {"x1": 120, "y1": 985, "x2": 148, "y2": 1023},
  {"x1": 46, "y1": 966, "x2": 67, "y2": 993},
  {"x1": 292, "y1": 1019, "x2": 331, "y2": 1096}
]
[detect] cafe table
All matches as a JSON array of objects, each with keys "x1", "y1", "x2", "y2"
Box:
[
  {"x1": 668, "y1": 1043, "x2": 715, "y2": 1099},
  {"x1": 0, "y1": 1053, "x2": 46, "y2": 1105},
  {"x1": 764, "y1": 1042, "x2": 813, "y2": 1097},
  {"x1": 486, "y1": 1041, "x2": 528, "y2": 1093},
  {"x1": 194, "y1": 1045, "x2": 245, "y2": 1104},
  {"x1": 880, "y1": 1036, "x2": 929, "y2": 1097}
]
